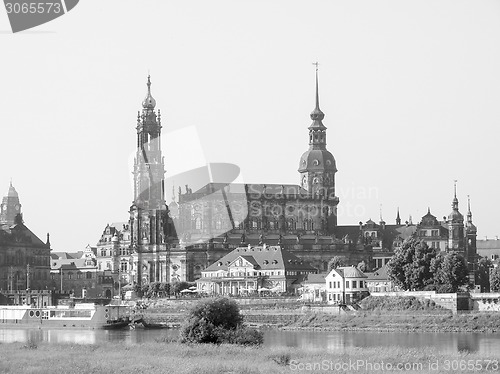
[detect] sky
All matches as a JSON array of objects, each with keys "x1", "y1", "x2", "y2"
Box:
[{"x1": 1, "y1": 0, "x2": 500, "y2": 252}]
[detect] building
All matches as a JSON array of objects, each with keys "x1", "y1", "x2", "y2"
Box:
[
  {"x1": 477, "y1": 238, "x2": 500, "y2": 263},
  {"x1": 97, "y1": 72, "x2": 480, "y2": 285},
  {"x1": 325, "y1": 266, "x2": 369, "y2": 304},
  {"x1": 0, "y1": 184, "x2": 51, "y2": 291},
  {"x1": 364, "y1": 264, "x2": 396, "y2": 293},
  {"x1": 196, "y1": 245, "x2": 317, "y2": 295},
  {"x1": 300, "y1": 273, "x2": 327, "y2": 303}
]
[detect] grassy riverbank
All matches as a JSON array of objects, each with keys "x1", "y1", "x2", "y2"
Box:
[
  {"x1": 0, "y1": 341, "x2": 498, "y2": 374},
  {"x1": 284, "y1": 311, "x2": 500, "y2": 333}
]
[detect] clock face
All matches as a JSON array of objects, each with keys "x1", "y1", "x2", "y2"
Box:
[{"x1": 14, "y1": 205, "x2": 19, "y2": 211}]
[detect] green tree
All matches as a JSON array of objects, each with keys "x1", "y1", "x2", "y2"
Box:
[
  {"x1": 490, "y1": 267, "x2": 500, "y2": 292},
  {"x1": 432, "y1": 252, "x2": 469, "y2": 292},
  {"x1": 180, "y1": 297, "x2": 263, "y2": 345},
  {"x1": 387, "y1": 238, "x2": 437, "y2": 291},
  {"x1": 328, "y1": 256, "x2": 346, "y2": 272},
  {"x1": 476, "y1": 257, "x2": 493, "y2": 292}
]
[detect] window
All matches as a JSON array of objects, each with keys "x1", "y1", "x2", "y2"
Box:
[
  {"x1": 345, "y1": 281, "x2": 350, "y2": 288},
  {"x1": 86, "y1": 272, "x2": 92, "y2": 279},
  {"x1": 359, "y1": 281, "x2": 363, "y2": 288},
  {"x1": 329, "y1": 281, "x2": 332, "y2": 289},
  {"x1": 195, "y1": 217, "x2": 202, "y2": 230},
  {"x1": 352, "y1": 281, "x2": 357, "y2": 288}
]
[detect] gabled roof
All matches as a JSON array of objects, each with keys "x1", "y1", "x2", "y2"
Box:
[
  {"x1": 203, "y1": 245, "x2": 316, "y2": 273},
  {"x1": 303, "y1": 273, "x2": 327, "y2": 284},
  {"x1": 187, "y1": 183, "x2": 309, "y2": 199},
  {"x1": 364, "y1": 264, "x2": 390, "y2": 281},
  {"x1": 329, "y1": 266, "x2": 367, "y2": 279}
]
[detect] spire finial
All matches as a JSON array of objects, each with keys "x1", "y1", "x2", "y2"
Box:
[
  {"x1": 379, "y1": 204, "x2": 383, "y2": 221},
  {"x1": 454, "y1": 179, "x2": 457, "y2": 198},
  {"x1": 310, "y1": 62, "x2": 325, "y2": 121},
  {"x1": 428, "y1": 207, "x2": 431, "y2": 214},
  {"x1": 172, "y1": 185, "x2": 175, "y2": 203},
  {"x1": 396, "y1": 207, "x2": 401, "y2": 225},
  {"x1": 468, "y1": 194, "x2": 471, "y2": 212},
  {"x1": 147, "y1": 74, "x2": 151, "y2": 93},
  {"x1": 313, "y1": 61, "x2": 320, "y2": 110}
]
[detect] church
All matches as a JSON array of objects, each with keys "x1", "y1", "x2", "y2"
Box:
[{"x1": 93, "y1": 71, "x2": 478, "y2": 286}]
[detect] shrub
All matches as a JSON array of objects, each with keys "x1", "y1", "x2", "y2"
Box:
[{"x1": 180, "y1": 297, "x2": 263, "y2": 345}]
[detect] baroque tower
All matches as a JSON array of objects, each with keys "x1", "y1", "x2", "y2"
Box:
[
  {"x1": 298, "y1": 66, "x2": 337, "y2": 199},
  {"x1": 129, "y1": 76, "x2": 169, "y2": 286},
  {"x1": 0, "y1": 182, "x2": 22, "y2": 226},
  {"x1": 465, "y1": 195, "x2": 477, "y2": 271},
  {"x1": 447, "y1": 181, "x2": 464, "y2": 251}
]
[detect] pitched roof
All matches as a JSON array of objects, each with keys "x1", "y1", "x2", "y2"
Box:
[
  {"x1": 331, "y1": 266, "x2": 367, "y2": 279},
  {"x1": 203, "y1": 245, "x2": 316, "y2": 273},
  {"x1": 303, "y1": 273, "x2": 327, "y2": 284},
  {"x1": 187, "y1": 183, "x2": 309, "y2": 199},
  {"x1": 365, "y1": 264, "x2": 390, "y2": 281}
]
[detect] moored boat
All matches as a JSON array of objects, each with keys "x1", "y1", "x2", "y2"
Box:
[{"x1": 0, "y1": 303, "x2": 131, "y2": 329}]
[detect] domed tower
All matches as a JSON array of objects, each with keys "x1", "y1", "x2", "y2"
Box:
[
  {"x1": 129, "y1": 76, "x2": 168, "y2": 286},
  {"x1": 0, "y1": 182, "x2": 22, "y2": 226},
  {"x1": 447, "y1": 181, "x2": 464, "y2": 251},
  {"x1": 298, "y1": 66, "x2": 338, "y2": 200}
]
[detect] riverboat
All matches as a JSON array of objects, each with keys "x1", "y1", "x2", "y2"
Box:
[{"x1": 0, "y1": 303, "x2": 131, "y2": 329}]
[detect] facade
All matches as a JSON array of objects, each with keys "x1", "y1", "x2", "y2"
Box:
[
  {"x1": 95, "y1": 73, "x2": 480, "y2": 285},
  {"x1": 301, "y1": 273, "x2": 327, "y2": 303},
  {"x1": 0, "y1": 184, "x2": 51, "y2": 291},
  {"x1": 364, "y1": 264, "x2": 396, "y2": 293},
  {"x1": 325, "y1": 266, "x2": 369, "y2": 304},
  {"x1": 196, "y1": 245, "x2": 317, "y2": 295}
]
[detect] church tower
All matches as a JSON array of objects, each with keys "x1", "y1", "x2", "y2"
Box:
[
  {"x1": 0, "y1": 183, "x2": 22, "y2": 226},
  {"x1": 447, "y1": 181, "x2": 464, "y2": 251},
  {"x1": 298, "y1": 65, "x2": 337, "y2": 199},
  {"x1": 465, "y1": 195, "x2": 477, "y2": 271},
  {"x1": 129, "y1": 76, "x2": 168, "y2": 286}
]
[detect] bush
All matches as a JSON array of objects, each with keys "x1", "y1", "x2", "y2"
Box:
[{"x1": 180, "y1": 297, "x2": 263, "y2": 346}]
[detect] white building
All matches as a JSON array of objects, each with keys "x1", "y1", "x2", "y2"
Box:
[{"x1": 325, "y1": 266, "x2": 369, "y2": 304}]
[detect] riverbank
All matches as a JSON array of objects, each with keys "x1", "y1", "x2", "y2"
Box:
[
  {"x1": 0, "y1": 341, "x2": 498, "y2": 374},
  {"x1": 137, "y1": 298, "x2": 500, "y2": 333},
  {"x1": 282, "y1": 311, "x2": 500, "y2": 333}
]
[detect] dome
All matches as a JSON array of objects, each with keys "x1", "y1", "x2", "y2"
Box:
[
  {"x1": 142, "y1": 93, "x2": 156, "y2": 109},
  {"x1": 142, "y1": 75, "x2": 156, "y2": 109},
  {"x1": 447, "y1": 210, "x2": 463, "y2": 222},
  {"x1": 310, "y1": 107, "x2": 324, "y2": 121},
  {"x1": 298, "y1": 149, "x2": 337, "y2": 173}
]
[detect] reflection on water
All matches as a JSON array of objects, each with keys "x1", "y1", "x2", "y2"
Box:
[{"x1": 1, "y1": 328, "x2": 499, "y2": 355}]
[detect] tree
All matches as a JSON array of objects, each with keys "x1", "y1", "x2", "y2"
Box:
[
  {"x1": 387, "y1": 238, "x2": 437, "y2": 291},
  {"x1": 432, "y1": 252, "x2": 469, "y2": 292},
  {"x1": 171, "y1": 281, "x2": 190, "y2": 295},
  {"x1": 180, "y1": 297, "x2": 263, "y2": 345},
  {"x1": 490, "y1": 267, "x2": 500, "y2": 292},
  {"x1": 327, "y1": 256, "x2": 346, "y2": 272},
  {"x1": 476, "y1": 257, "x2": 493, "y2": 292},
  {"x1": 357, "y1": 261, "x2": 367, "y2": 272}
]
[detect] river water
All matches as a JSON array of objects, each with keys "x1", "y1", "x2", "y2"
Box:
[{"x1": 1, "y1": 328, "x2": 500, "y2": 355}]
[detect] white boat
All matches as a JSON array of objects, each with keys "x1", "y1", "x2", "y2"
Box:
[{"x1": 0, "y1": 303, "x2": 130, "y2": 329}]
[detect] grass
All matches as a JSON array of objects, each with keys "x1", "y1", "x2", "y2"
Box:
[
  {"x1": 286, "y1": 311, "x2": 500, "y2": 333},
  {"x1": 0, "y1": 341, "x2": 498, "y2": 373}
]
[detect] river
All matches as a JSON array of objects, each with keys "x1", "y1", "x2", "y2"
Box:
[{"x1": 1, "y1": 328, "x2": 499, "y2": 354}]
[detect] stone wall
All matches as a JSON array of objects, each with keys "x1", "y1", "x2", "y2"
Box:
[
  {"x1": 469, "y1": 293, "x2": 500, "y2": 312},
  {"x1": 370, "y1": 291, "x2": 470, "y2": 313}
]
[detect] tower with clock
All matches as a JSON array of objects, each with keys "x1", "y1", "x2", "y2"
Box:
[
  {"x1": 0, "y1": 182, "x2": 22, "y2": 226},
  {"x1": 298, "y1": 65, "x2": 339, "y2": 226},
  {"x1": 128, "y1": 76, "x2": 171, "y2": 287}
]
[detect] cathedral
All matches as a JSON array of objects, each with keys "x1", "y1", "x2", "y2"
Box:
[
  {"x1": 0, "y1": 184, "x2": 51, "y2": 291},
  {"x1": 93, "y1": 71, "x2": 478, "y2": 286}
]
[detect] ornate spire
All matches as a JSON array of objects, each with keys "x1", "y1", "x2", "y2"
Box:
[
  {"x1": 452, "y1": 180, "x2": 459, "y2": 210},
  {"x1": 396, "y1": 207, "x2": 401, "y2": 225},
  {"x1": 467, "y1": 195, "x2": 472, "y2": 223},
  {"x1": 310, "y1": 62, "x2": 325, "y2": 122},
  {"x1": 142, "y1": 75, "x2": 156, "y2": 109}
]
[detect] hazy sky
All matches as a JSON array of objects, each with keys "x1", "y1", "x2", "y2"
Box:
[{"x1": 1, "y1": 1, "x2": 500, "y2": 252}]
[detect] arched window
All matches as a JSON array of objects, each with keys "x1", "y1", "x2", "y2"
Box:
[
  {"x1": 195, "y1": 217, "x2": 202, "y2": 230},
  {"x1": 215, "y1": 217, "x2": 222, "y2": 230}
]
